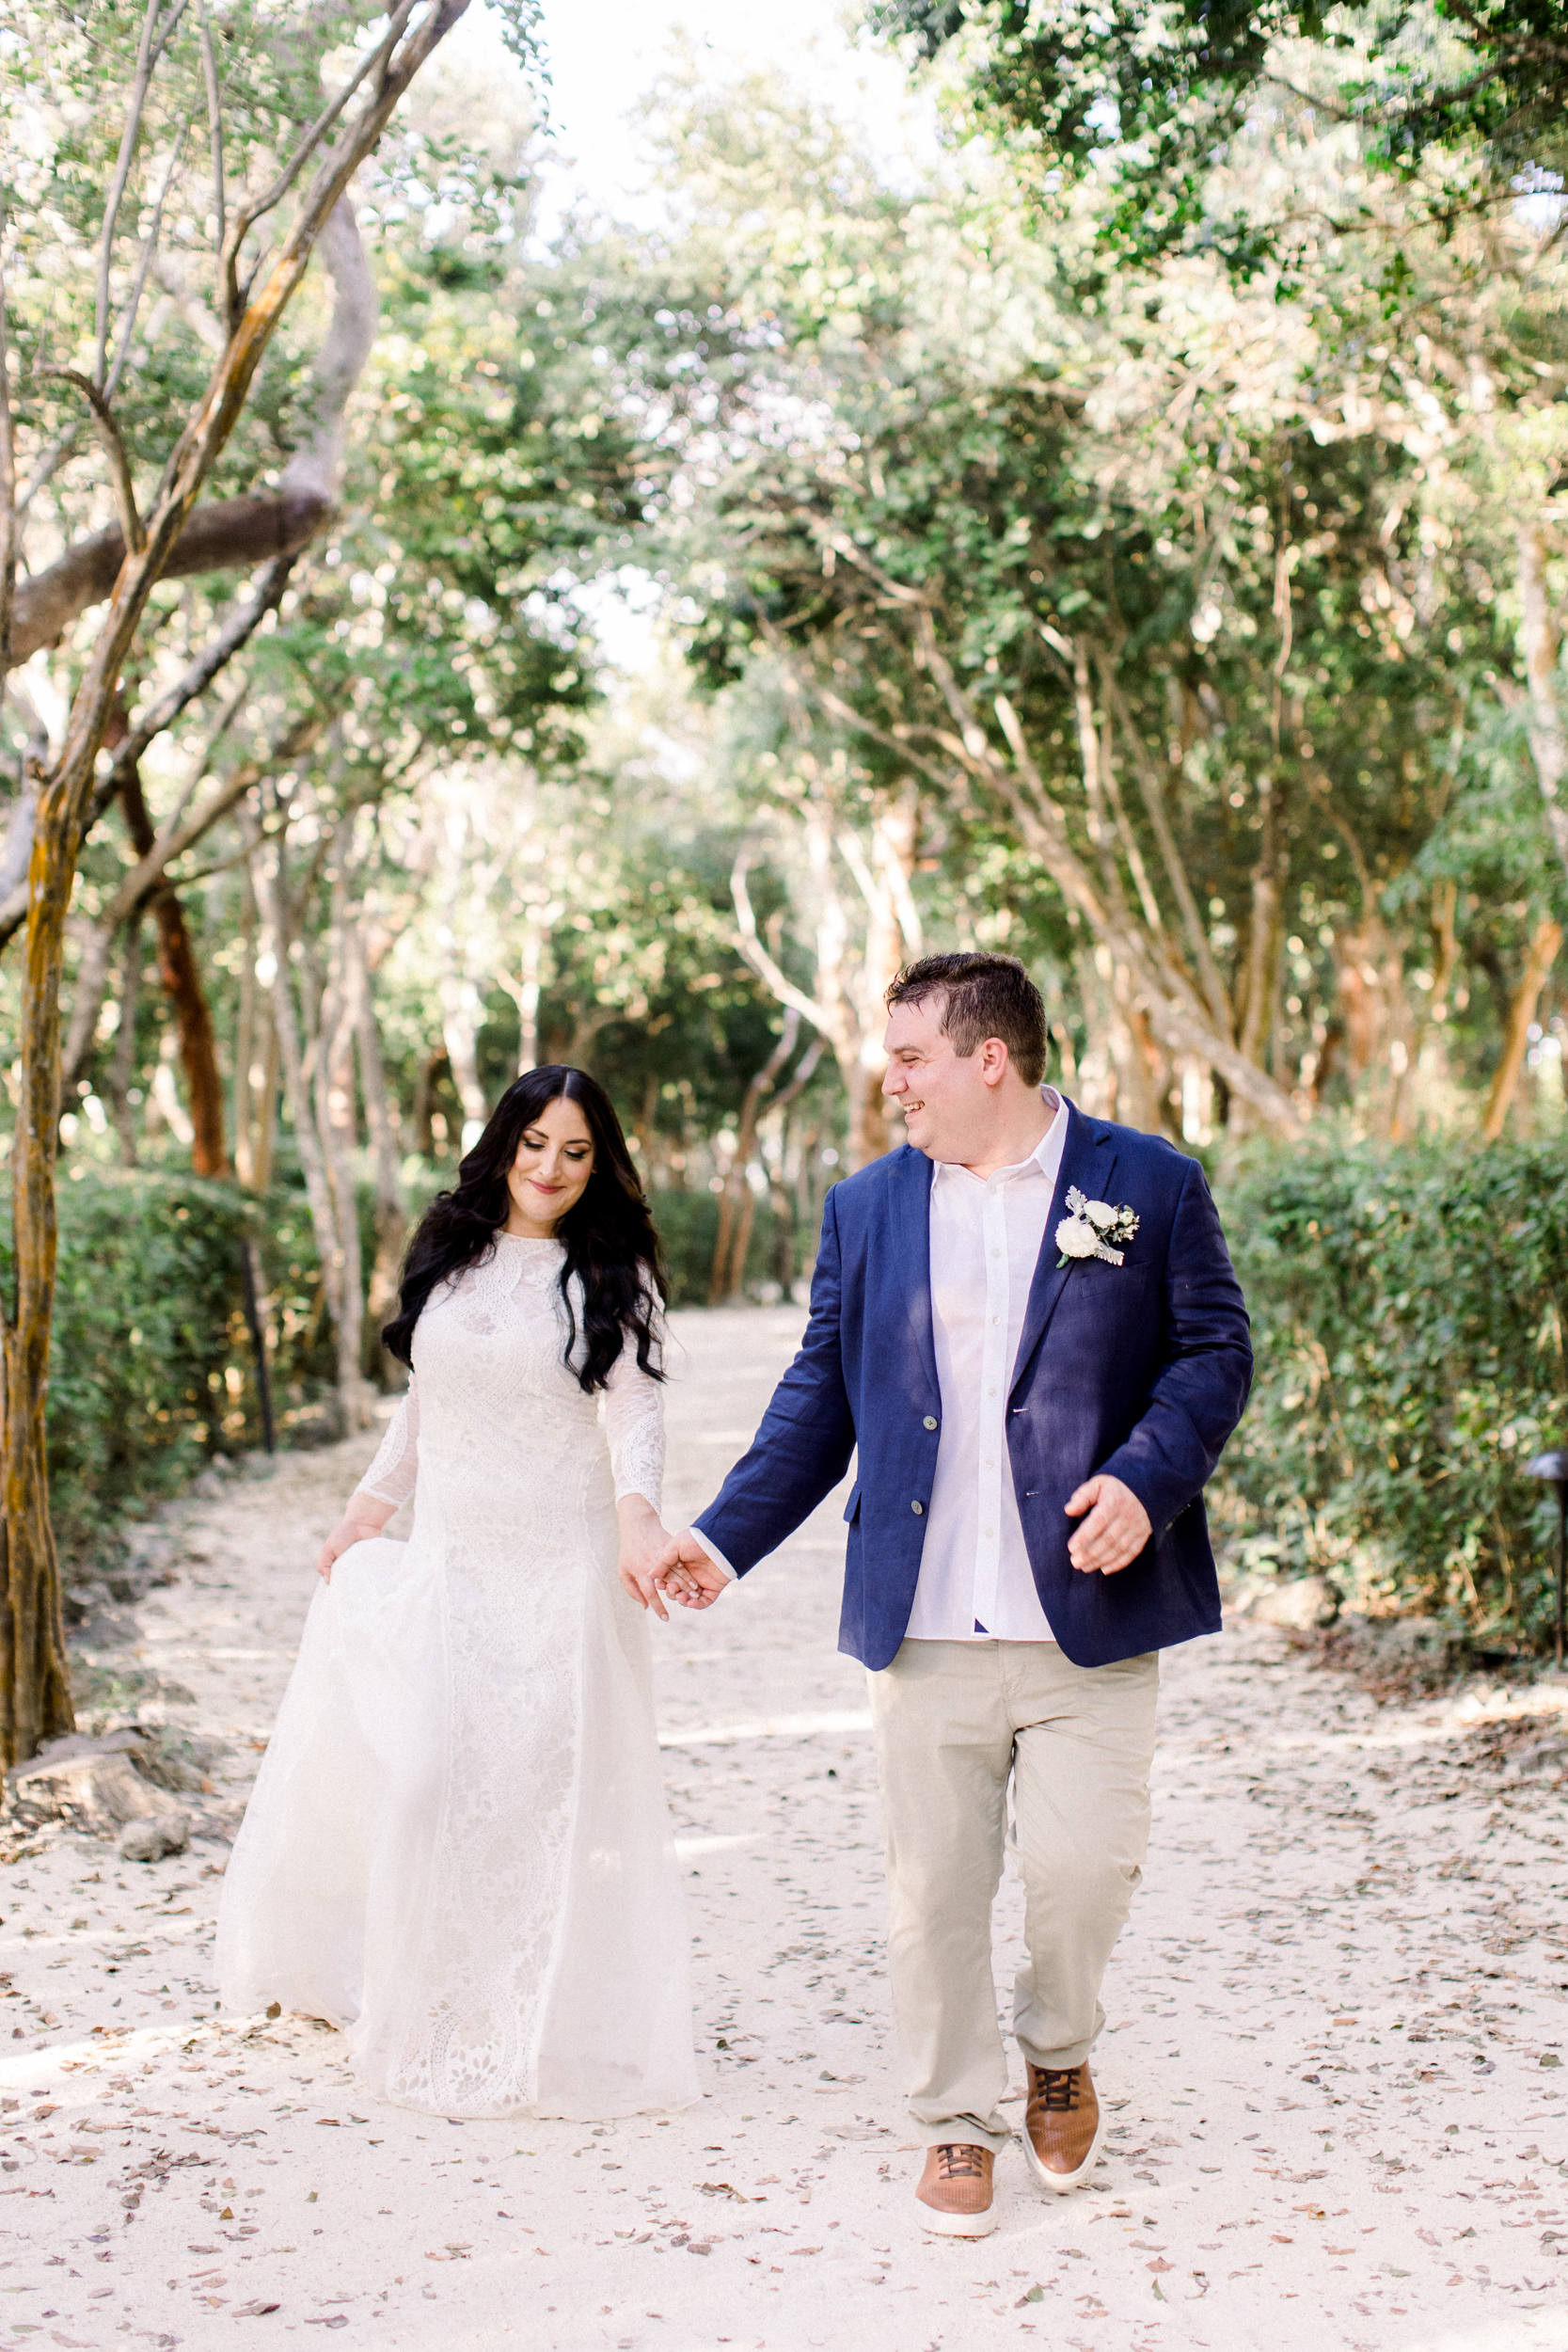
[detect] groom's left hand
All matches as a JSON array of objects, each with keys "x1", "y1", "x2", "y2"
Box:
[{"x1": 1064, "y1": 1474, "x2": 1152, "y2": 1575}]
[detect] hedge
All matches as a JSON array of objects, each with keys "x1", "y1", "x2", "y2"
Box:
[
  {"x1": 46, "y1": 1141, "x2": 1563, "y2": 1651},
  {"x1": 1217, "y1": 1136, "x2": 1568, "y2": 1652},
  {"x1": 647, "y1": 1188, "x2": 789, "y2": 1307},
  {"x1": 0, "y1": 1167, "x2": 337, "y2": 1561},
  {"x1": 4, "y1": 1166, "x2": 800, "y2": 1563}
]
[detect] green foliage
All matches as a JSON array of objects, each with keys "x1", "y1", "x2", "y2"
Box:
[
  {"x1": 874, "y1": 0, "x2": 1568, "y2": 260},
  {"x1": 0, "y1": 1170, "x2": 335, "y2": 1561},
  {"x1": 1219, "y1": 1136, "x2": 1568, "y2": 1650},
  {"x1": 648, "y1": 1189, "x2": 788, "y2": 1309}
]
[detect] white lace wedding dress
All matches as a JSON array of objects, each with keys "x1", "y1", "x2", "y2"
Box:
[{"x1": 215, "y1": 1233, "x2": 698, "y2": 2121}]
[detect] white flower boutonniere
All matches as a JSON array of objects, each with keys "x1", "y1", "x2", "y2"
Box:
[{"x1": 1055, "y1": 1185, "x2": 1140, "y2": 1269}]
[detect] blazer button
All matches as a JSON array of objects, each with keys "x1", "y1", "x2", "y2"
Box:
[
  {"x1": 911, "y1": 1500, "x2": 924, "y2": 1516},
  {"x1": 923, "y1": 1415, "x2": 938, "y2": 1431}
]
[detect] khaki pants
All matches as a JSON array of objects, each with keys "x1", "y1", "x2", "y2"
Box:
[{"x1": 867, "y1": 1638, "x2": 1159, "y2": 2152}]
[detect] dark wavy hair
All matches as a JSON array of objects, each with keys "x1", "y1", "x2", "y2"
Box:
[{"x1": 382, "y1": 1066, "x2": 667, "y2": 1393}]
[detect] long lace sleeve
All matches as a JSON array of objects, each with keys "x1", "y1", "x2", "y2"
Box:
[
  {"x1": 353, "y1": 1378, "x2": 421, "y2": 1510},
  {"x1": 603, "y1": 1344, "x2": 665, "y2": 1514}
]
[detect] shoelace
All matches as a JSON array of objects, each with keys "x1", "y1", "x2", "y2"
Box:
[
  {"x1": 1031, "y1": 2066, "x2": 1083, "y2": 2113},
  {"x1": 935, "y1": 2143, "x2": 987, "y2": 2179}
]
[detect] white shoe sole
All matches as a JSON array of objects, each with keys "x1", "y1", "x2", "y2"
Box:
[
  {"x1": 1022, "y1": 2103, "x2": 1108, "y2": 2195},
  {"x1": 917, "y1": 2201, "x2": 998, "y2": 2238}
]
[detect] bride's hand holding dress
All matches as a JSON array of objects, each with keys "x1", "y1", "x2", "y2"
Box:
[{"x1": 315, "y1": 1498, "x2": 393, "y2": 1582}]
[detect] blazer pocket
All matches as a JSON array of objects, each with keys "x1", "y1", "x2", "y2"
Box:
[{"x1": 843, "y1": 1481, "x2": 862, "y2": 1525}]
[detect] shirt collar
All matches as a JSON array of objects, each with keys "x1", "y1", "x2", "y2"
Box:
[{"x1": 930, "y1": 1089, "x2": 1069, "y2": 1187}]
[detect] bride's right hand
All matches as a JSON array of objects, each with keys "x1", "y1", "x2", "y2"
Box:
[{"x1": 315, "y1": 1509, "x2": 391, "y2": 1583}]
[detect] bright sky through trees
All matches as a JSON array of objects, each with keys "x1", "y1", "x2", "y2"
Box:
[{"x1": 467, "y1": 0, "x2": 929, "y2": 233}]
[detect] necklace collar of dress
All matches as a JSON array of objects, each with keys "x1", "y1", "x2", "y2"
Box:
[{"x1": 495, "y1": 1229, "x2": 564, "y2": 1248}]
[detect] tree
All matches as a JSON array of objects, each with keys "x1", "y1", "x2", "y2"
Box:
[
  {"x1": 873, "y1": 1, "x2": 1568, "y2": 260},
  {"x1": 0, "y1": 0, "x2": 515, "y2": 1767},
  {"x1": 633, "y1": 54, "x2": 1568, "y2": 1147}
]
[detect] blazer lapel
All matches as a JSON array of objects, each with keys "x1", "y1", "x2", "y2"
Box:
[
  {"x1": 1009, "y1": 1103, "x2": 1119, "y2": 1398},
  {"x1": 895, "y1": 1146, "x2": 940, "y2": 1400}
]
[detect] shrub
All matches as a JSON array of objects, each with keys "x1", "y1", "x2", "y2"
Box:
[
  {"x1": 647, "y1": 1188, "x2": 789, "y2": 1308},
  {"x1": 0, "y1": 1167, "x2": 335, "y2": 1562},
  {"x1": 1217, "y1": 1136, "x2": 1568, "y2": 1651}
]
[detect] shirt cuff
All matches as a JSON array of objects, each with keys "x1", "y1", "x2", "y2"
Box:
[{"x1": 689, "y1": 1525, "x2": 737, "y2": 1582}]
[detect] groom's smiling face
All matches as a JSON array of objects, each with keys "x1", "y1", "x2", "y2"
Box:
[{"x1": 882, "y1": 993, "x2": 991, "y2": 1161}]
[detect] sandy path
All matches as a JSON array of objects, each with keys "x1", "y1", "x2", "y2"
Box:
[{"x1": 2, "y1": 1302, "x2": 1567, "y2": 2352}]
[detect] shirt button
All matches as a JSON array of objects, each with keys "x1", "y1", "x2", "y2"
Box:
[
  {"x1": 985, "y1": 1527, "x2": 995, "y2": 1538},
  {"x1": 923, "y1": 1415, "x2": 938, "y2": 1431},
  {"x1": 911, "y1": 1500, "x2": 924, "y2": 1516}
]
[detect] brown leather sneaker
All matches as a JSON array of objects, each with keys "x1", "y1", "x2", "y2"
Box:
[
  {"x1": 1023, "y1": 2061, "x2": 1106, "y2": 2194},
  {"x1": 915, "y1": 2141, "x2": 997, "y2": 2237}
]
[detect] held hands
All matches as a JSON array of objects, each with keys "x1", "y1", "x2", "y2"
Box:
[
  {"x1": 629, "y1": 1525, "x2": 731, "y2": 1615},
  {"x1": 315, "y1": 1501, "x2": 393, "y2": 1583},
  {"x1": 658, "y1": 1529, "x2": 730, "y2": 1613},
  {"x1": 1064, "y1": 1473, "x2": 1151, "y2": 1577},
  {"x1": 618, "y1": 1504, "x2": 727, "y2": 1619}
]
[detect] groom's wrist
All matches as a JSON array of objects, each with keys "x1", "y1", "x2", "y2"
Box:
[{"x1": 689, "y1": 1526, "x2": 736, "y2": 1582}]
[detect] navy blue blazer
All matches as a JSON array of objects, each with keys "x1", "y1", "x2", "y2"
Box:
[{"x1": 693, "y1": 1104, "x2": 1253, "y2": 1672}]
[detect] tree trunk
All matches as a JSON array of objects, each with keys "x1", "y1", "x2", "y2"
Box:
[
  {"x1": 245, "y1": 1009, "x2": 279, "y2": 1193},
  {"x1": 514, "y1": 908, "x2": 546, "y2": 1073},
  {"x1": 0, "y1": 0, "x2": 467, "y2": 1765},
  {"x1": 151, "y1": 897, "x2": 228, "y2": 1174},
  {"x1": 844, "y1": 1056, "x2": 892, "y2": 1171},
  {"x1": 414, "y1": 1048, "x2": 448, "y2": 1158},
  {"x1": 107, "y1": 914, "x2": 143, "y2": 1166},
  {"x1": 2, "y1": 785, "x2": 79, "y2": 1767},
  {"x1": 232, "y1": 864, "x2": 258, "y2": 1184},
  {"x1": 1483, "y1": 916, "x2": 1563, "y2": 1141},
  {"x1": 309, "y1": 861, "x2": 370, "y2": 1430},
  {"x1": 438, "y1": 961, "x2": 487, "y2": 1150},
  {"x1": 252, "y1": 830, "x2": 351, "y2": 1425},
  {"x1": 350, "y1": 910, "x2": 406, "y2": 1380},
  {"x1": 1514, "y1": 527, "x2": 1568, "y2": 890},
  {"x1": 120, "y1": 760, "x2": 229, "y2": 1174},
  {"x1": 710, "y1": 1010, "x2": 799, "y2": 1303}
]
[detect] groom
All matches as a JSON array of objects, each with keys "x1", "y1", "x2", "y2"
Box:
[{"x1": 650, "y1": 953, "x2": 1251, "y2": 2237}]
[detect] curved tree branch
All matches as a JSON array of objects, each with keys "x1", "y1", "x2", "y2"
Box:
[
  {"x1": 8, "y1": 198, "x2": 375, "y2": 670},
  {"x1": 36, "y1": 369, "x2": 143, "y2": 552},
  {"x1": 731, "y1": 850, "x2": 834, "y2": 1038},
  {"x1": 96, "y1": 550, "x2": 297, "y2": 821}
]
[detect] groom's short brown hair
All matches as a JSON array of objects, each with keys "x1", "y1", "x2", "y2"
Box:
[{"x1": 886, "y1": 952, "x2": 1050, "y2": 1089}]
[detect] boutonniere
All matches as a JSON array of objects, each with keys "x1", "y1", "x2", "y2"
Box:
[{"x1": 1055, "y1": 1185, "x2": 1140, "y2": 1268}]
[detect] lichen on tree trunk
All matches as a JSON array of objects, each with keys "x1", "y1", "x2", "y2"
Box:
[{"x1": 3, "y1": 790, "x2": 82, "y2": 1768}]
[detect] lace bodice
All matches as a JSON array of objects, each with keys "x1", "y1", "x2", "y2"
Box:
[{"x1": 354, "y1": 1235, "x2": 665, "y2": 1516}]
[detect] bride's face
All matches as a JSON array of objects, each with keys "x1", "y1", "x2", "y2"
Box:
[{"x1": 504, "y1": 1095, "x2": 597, "y2": 1235}]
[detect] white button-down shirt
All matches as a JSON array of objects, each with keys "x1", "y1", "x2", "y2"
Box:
[
  {"x1": 905, "y1": 1091, "x2": 1069, "y2": 1644},
  {"x1": 690, "y1": 1093, "x2": 1069, "y2": 1640}
]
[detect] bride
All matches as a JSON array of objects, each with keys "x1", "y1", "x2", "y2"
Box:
[{"x1": 215, "y1": 1066, "x2": 700, "y2": 2120}]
